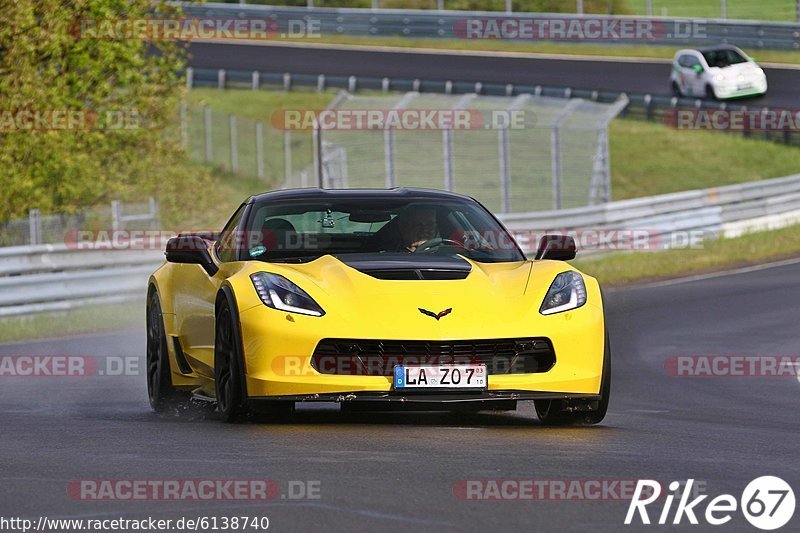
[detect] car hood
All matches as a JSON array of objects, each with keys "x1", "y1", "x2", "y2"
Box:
[
  {"x1": 242, "y1": 254, "x2": 578, "y2": 335},
  {"x1": 709, "y1": 62, "x2": 762, "y2": 77}
]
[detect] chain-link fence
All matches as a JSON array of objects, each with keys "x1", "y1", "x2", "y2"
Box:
[
  {"x1": 182, "y1": 103, "x2": 315, "y2": 188},
  {"x1": 227, "y1": 0, "x2": 800, "y2": 22},
  {"x1": 0, "y1": 200, "x2": 159, "y2": 247},
  {"x1": 282, "y1": 92, "x2": 626, "y2": 214}
]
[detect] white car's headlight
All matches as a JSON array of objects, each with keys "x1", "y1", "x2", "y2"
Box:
[
  {"x1": 540, "y1": 271, "x2": 587, "y2": 315},
  {"x1": 250, "y1": 272, "x2": 325, "y2": 317},
  {"x1": 714, "y1": 74, "x2": 726, "y2": 82}
]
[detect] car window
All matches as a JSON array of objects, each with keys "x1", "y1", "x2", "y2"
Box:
[
  {"x1": 215, "y1": 203, "x2": 247, "y2": 262},
  {"x1": 679, "y1": 54, "x2": 701, "y2": 68},
  {"x1": 245, "y1": 197, "x2": 525, "y2": 263},
  {"x1": 701, "y1": 48, "x2": 748, "y2": 68}
]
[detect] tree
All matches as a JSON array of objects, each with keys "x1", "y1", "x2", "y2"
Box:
[{"x1": 0, "y1": 0, "x2": 213, "y2": 223}]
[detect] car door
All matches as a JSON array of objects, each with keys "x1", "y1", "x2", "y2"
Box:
[
  {"x1": 683, "y1": 53, "x2": 707, "y2": 96},
  {"x1": 676, "y1": 53, "x2": 702, "y2": 96},
  {"x1": 172, "y1": 204, "x2": 246, "y2": 375}
]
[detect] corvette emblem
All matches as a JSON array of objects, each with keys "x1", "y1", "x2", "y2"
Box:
[{"x1": 418, "y1": 308, "x2": 452, "y2": 320}]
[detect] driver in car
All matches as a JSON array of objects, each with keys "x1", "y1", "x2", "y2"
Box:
[{"x1": 397, "y1": 206, "x2": 438, "y2": 252}]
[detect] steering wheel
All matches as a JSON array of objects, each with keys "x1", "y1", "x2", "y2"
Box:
[{"x1": 413, "y1": 237, "x2": 465, "y2": 253}]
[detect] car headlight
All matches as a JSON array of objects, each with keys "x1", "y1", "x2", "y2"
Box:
[
  {"x1": 250, "y1": 272, "x2": 325, "y2": 317},
  {"x1": 714, "y1": 74, "x2": 725, "y2": 82},
  {"x1": 540, "y1": 271, "x2": 587, "y2": 315}
]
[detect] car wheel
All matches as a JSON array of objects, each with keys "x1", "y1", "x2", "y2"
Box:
[
  {"x1": 671, "y1": 81, "x2": 682, "y2": 97},
  {"x1": 705, "y1": 84, "x2": 718, "y2": 100},
  {"x1": 215, "y1": 302, "x2": 249, "y2": 422},
  {"x1": 146, "y1": 291, "x2": 182, "y2": 411},
  {"x1": 535, "y1": 329, "x2": 611, "y2": 426}
]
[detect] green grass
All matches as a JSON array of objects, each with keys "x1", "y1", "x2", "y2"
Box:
[
  {"x1": 572, "y1": 224, "x2": 800, "y2": 286},
  {"x1": 626, "y1": 0, "x2": 796, "y2": 21},
  {"x1": 280, "y1": 35, "x2": 800, "y2": 65},
  {"x1": 242, "y1": 0, "x2": 797, "y2": 22},
  {"x1": 609, "y1": 120, "x2": 800, "y2": 199},
  {"x1": 0, "y1": 300, "x2": 145, "y2": 344},
  {"x1": 185, "y1": 87, "x2": 800, "y2": 204}
]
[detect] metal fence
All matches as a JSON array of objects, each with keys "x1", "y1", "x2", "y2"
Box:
[
  {"x1": 281, "y1": 91, "x2": 627, "y2": 213},
  {"x1": 209, "y1": 0, "x2": 800, "y2": 23},
  {"x1": 0, "y1": 199, "x2": 159, "y2": 248},
  {"x1": 185, "y1": 3, "x2": 800, "y2": 48},
  {"x1": 3, "y1": 172, "x2": 799, "y2": 316},
  {"x1": 188, "y1": 67, "x2": 800, "y2": 148},
  {"x1": 182, "y1": 102, "x2": 316, "y2": 186}
]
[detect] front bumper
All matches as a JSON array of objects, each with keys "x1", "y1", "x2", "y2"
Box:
[
  {"x1": 238, "y1": 302, "x2": 606, "y2": 399},
  {"x1": 713, "y1": 78, "x2": 768, "y2": 99}
]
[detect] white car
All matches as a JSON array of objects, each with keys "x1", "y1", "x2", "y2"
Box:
[{"x1": 670, "y1": 45, "x2": 767, "y2": 100}]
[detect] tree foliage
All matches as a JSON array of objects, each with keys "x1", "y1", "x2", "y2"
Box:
[{"x1": 0, "y1": 0, "x2": 214, "y2": 223}]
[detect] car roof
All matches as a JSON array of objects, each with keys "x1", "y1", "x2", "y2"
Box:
[
  {"x1": 248, "y1": 187, "x2": 476, "y2": 204},
  {"x1": 694, "y1": 44, "x2": 742, "y2": 53}
]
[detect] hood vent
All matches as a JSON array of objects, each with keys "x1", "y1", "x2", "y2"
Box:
[
  {"x1": 365, "y1": 269, "x2": 469, "y2": 280},
  {"x1": 333, "y1": 253, "x2": 471, "y2": 281}
]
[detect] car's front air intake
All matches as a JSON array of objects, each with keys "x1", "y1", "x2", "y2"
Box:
[{"x1": 311, "y1": 338, "x2": 556, "y2": 376}]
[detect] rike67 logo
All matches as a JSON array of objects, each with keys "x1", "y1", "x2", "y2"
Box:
[{"x1": 625, "y1": 477, "x2": 795, "y2": 530}]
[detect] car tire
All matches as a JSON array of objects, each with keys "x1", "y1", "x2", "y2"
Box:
[
  {"x1": 214, "y1": 301, "x2": 249, "y2": 422},
  {"x1": 146, "y1": 290, "x2": 183, "y2": 411},
  {"x1": 671, "y1": 81, "x2": 682, "y2": 97},
  {"x1": 535, "y1": 329, "x2": 611, "y2": 426},
  {"x1": 705, "y1": 84, "x2": 718, "y2": 100}
]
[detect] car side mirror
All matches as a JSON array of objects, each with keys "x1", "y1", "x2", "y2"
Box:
[
  {"x1": 165, "y1": 234, "x2": 219, "y2": 276},
  {"x1": 535, "y1": 235, "x2": 577, "y2": 261},
  {"x1": 692, "y1": 64, "x2": 703, "y2": 74}
]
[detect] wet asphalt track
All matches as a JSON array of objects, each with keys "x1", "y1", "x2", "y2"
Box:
[
  {"x1": 187, "y1": 42, "x2": 800, "y2": 109},
  {"x1": 1, "y1": 260, "x2": 799, "y2": 532}
]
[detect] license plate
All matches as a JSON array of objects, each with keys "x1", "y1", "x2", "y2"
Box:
[{"x1": 393, "y1": 364, "x2": 487, "y2": 390}]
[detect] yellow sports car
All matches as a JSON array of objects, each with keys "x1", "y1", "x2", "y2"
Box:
[{"x1": 146, "y1": 188, "x2": 610, "y2": 425}]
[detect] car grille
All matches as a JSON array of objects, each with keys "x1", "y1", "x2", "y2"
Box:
[{"x1": 311, "y1": 338, "x2": 556, "y2": 376}]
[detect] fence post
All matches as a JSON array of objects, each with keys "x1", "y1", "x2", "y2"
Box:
[
  {"x1": 284, "y1": 129, "x2": 292, "y2": 185},
  {"x1": 313, "y1": 122, "x2": 324, "y2": 188},
  {"x1": 646, "y1": 0, "x2": 653, "y2": 16},
  {"x1": 186, "y1": 67, "x2": 194, "y2": 90},
  {"x1": 149, "y1": 197, "x2": 159, "y2": 227},
  {"x1": 437, "y1": 0, "x2": 444, "y2": 9},
  {"x1": 28, "y1": 209, "x2": 41, "y2": 246},
  {"x1": 204, "y1": 105, "x2": 212, "y2": 162},
  {"x1": 505, "y1": 0, "x2": 512, "y2": 13},
  {"x1": 251, "y1": 71, "x2": 260, "y2": 91},
  {"x1": 307, "y1": 0, "x2": 313, "y2": 7},
  {"x1": 384, "y1": 128, "x2": 395, "y2": 187},
  {"x1": 111, "y1": 201, "x2": 121, "y2": 231},
  {"x1": 721, "y1": 0, "x2": 727, "y2": 18},
  {"x1": 256, "y1": 122, "x2": 265, "y2": 180},
  {"x1": 577, "y1": 0, "x2": 584, "y2": 15},
  {"x1": 180, "y1": 101, "x2": 188, "y2": 149},
  {"x1": 498, "y1": 127, "x2": 510, "y2": 213},
  {"x1": 443, "y1": 127, "x2": 453, "y2": 192},
  {"x1": 229, "y1": 114, "x2": 238, "y2": 174},
  {"x1": 217, "y1": 69, "x2": 226, "y2": 90}
]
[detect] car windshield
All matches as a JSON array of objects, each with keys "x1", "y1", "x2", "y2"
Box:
[
  {"x1": 234, "y1": 196, "x2": 525, "y2": 263},
  {"x1": 701, "y1": 48, "x2": 748, "y2": 68}
]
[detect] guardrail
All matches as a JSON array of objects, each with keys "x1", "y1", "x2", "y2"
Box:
[
  {"x1": 187, "y1": 67, "x2": 800, "y2": 146},
  {"x1": 2, "y1": 174, "x2": 800, "y2": 316},
  {"x1": 183, "y1": 3, "x2": 800, "y2": 50}
]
